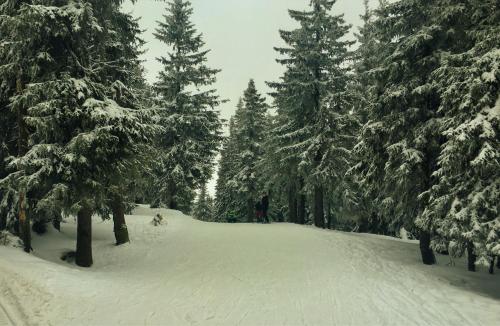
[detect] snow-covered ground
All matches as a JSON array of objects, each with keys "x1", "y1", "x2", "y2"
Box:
[{"x1": 1, "y1": 206, "x2": 499, "y2": 326}]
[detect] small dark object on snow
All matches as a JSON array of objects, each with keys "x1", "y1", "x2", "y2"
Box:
[
  {"x1": 152, "y1": 213, "x2": 164, "y2": 226},
  {"x1": 61, "y1": 251, "x2": 76, "y2": 263}
]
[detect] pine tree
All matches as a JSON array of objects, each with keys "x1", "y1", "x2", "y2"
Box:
[
  {"x1": 97, "y1": 1, "x2": 148, "y2": 246},
  {"x1": 0, "y1": 0, "x2": 36, "y2": 251},
  {"x1": 153, "y1": 0, "x2": 223, "y2": 212},
  {"x1": 350, "y1": 0, "x2": 390, "y2": 234},
  {"x1": 268, "y1": 0, "x2": 355, "y2": 228},
  {"x1": 193, "y1": 182, "x2": 214, "y2": 222},
  {"x1": 418, "y1": 0, "x2": 500, "y2": 268},
  {"x1": 354, "y1": 0, "x2": 462, "y2": 265},
  {"x1": 231, "y1": 80, "x2": 268, "y2": 223},
  {"x1": 257, "y1": 114, "x2": 289, "y2": 223},
  {"x1": 1, "y1": 0, "x2": 150, "y2": 266},
  {"x1": 215, "y1": 81, "x2": 268, "y2": 223},
  {"x1": 214, "y1": 107, "x2": 243, "y2": 222}
]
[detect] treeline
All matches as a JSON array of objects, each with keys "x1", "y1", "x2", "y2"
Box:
[
  {"x1": 214, "y1": 0, "x2": 499, "y2": 272},
  {"x1": 0, "y1": 0, "x2": 222, "y2": 267}
]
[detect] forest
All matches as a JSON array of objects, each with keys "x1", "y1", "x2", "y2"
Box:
[{"x1": 0, "y1": 0, "x2": 498, "y2": 276}]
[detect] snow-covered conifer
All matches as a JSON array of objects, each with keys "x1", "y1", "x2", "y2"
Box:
[
  {"x1": 193, "y1": 183, "x2": 214, "y2": 222},
  {"x1": 419, "y1": 0, "x2": 500, "y2": 268},
  {"x1": 268, "y1": 0, "x2": 355, "y2": 228},
  {"x1": 152, "y1": 0, "x2": 223, "y2": 212},
  {"x1": 1, "y1": 0, "x2": 151, "y2": 266},
  {"x1": 214, "y1": 110, "x2": 243, "y2": 222},
  {"x1": 231, "y1": 80, "x2": 268, "y2": 222}
]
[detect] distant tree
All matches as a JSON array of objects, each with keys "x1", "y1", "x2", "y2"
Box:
[
  {"x1": 268, "y1": 0, "x2": 355, "y2": 228},
  {"x1": 231, "y1": 80, "x2": 268, "y2": 222},
  {"x1": 215, "y1": 81, "x2": 268, "y2": 223},
  {"x1": 193, "y1": 183, "x2": 214, "y2": 222},
  {"x1": 153, "y1": 0, "x2": 223, "y2": 212}
]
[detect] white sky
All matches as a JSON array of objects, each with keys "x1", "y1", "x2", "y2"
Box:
[{"x1": 122, "y1": 0, "x2": 377, "y2": 195}]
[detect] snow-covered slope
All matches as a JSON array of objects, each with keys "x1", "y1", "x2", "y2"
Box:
[{"x1": 1, "y1": 206, "x2": 499, "y2": 326}]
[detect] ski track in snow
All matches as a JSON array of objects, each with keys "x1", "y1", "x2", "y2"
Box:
[{"x1": 0, "y1": 206, "x2": 499, "y2": 326}]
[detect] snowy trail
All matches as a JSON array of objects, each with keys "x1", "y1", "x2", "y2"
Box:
[{"x1": 1, "y1": 206, "x2": 499, "y2": 326}]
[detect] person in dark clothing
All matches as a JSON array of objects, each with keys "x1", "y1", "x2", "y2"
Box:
[
  {"x1": 255, "y1": 201, "x2": 263, "y2": 223},
  {"x1": 261, "y1": 193, "x2": 269, "y2": 224}
]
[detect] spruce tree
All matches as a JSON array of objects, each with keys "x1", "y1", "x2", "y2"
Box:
[
  {"x1": 354, "y1": 0, "x2": 457, "y2": 264},
  {"x1": 268, "y1": 0, "x2": 355, "y2": 228},
  {"x1": 214, "y1": 108, "x2": 243, "y2": 222},
  {"x1": 0, "y1": 0, "x2": 37, "y2": 250},
  {"x1": 193, "y1": 182, "x2": 214, "y2": 222},
  {"x1": 2, "y1": 0, "x2": 150, "y2": 266},
  {"x1": 153, "y1": 0, "x2": 223, "y2": 211},
  {"x1": 97, "y1": 1, "x2": 148, "y2": 246},
  {"x1": 419, "y1": 0, "x2": 500, "y2": 268},
  {"x1": 232, "y1": 80, "x2": 268, "y2": 223},
  {"x1": 350, "y1": 0, "x2": 390, "y2": 234}
]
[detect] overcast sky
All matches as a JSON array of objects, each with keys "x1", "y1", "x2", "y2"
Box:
[
  {"x1": 122, "y1": 0, "x2": 376, "y2": 120},
  {"x1": 121, "y1": 0, "x2": 376, "y2": 194}
]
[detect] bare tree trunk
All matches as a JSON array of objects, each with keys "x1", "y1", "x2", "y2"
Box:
[
  {"x1": 16, "y1": 72, "x2": 31, "y2": 253},
  {"x1": 489, "y1": 259, "x2": 494, "y2": 275},
  {"x1": 247, "y1": 198, "x2": 254, "y2": 223},
  {"x1": 497, "y1": 256, "x2": 500, "y2": 269},
  {"x1": 111, "y1": 195, "x2": 129, "y2": 246},
  {"x1": 467, "y1": 242, "x2": 476, "y2": 272},
  {"x1": 313, "y1": 185, "x2": 324, "y2": 228},
  {"x1": 76, "y1": 205, "x2": 93, "y2": 267},
  {"x1": 419, "y1": 230, "x2": 436, "y2": 265},
  {"x1": 288, "y1": 181, "x2": 297, "y2": 224}
]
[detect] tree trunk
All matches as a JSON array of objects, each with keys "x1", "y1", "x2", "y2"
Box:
[
  {"x1": 167, "y1": 183, "x2": 177, "y2": 210},
  {"x1": 76, "y1": 205, "x2": 93, "y2": 267},
  {"x1": 313, "y1": 185, "x2": 324, "y2": 228},
  {"x1": 169, "y1": 197, "x2": 177, "y2": 210},
  {"x1": 297, "y1": 178, "x2": 306, "y2": 225},
  {"x1": 288, "y1": 181, "x2": 297, "y2": 224},
  {"x1": 247, "y1": 198, "x2": 254, "y2": 223},
  {"x1": 419, "y1": 230, "x2": 436, "y2": 265},
  {"x1": 0, "y1": 213, "x2": 6, "y2": 231},
  {"x1": 52, "y1": 218, "x2": 61, "y2": 232},
  {"x1": 326, "y1": 193, "x2": 334, "y2": 229},
  {"x1": 18, "y1": 192, "x2": 31, "y2": 252},
  {"x1": 17, "y1": 72, "x2": 31, "y2": 253},
  {"x1": 297, "y1": 194, "x2": 306, "y2": 225},
  {"x1": 111, "y1": 196, "x2": 129, "y2": 246},
  {"x1": 467, "y1": 242, "x2": 476, "y2": 272},
  {"x1": 497, "y1": 256, "x2": 500, "y2": 269},
  {"x1": 489, "y1": 259, "x2": 494, "y2": 275}
]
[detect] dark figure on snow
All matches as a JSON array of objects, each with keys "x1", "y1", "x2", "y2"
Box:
[
  {"x1": 261, "y1": 193, "x2": 269, "y2": 224},
  {"x1": 255, "y1": 201, "x2": 263, "y2": 223}
]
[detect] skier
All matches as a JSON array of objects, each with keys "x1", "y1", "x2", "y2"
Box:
[{"x1": 261, "y1": 193, "x2": 269, "y2": 224}]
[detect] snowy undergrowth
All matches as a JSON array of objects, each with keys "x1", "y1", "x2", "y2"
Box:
[{"x1": 0, "y1": 206, "x2": 499, "y2": 326}]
